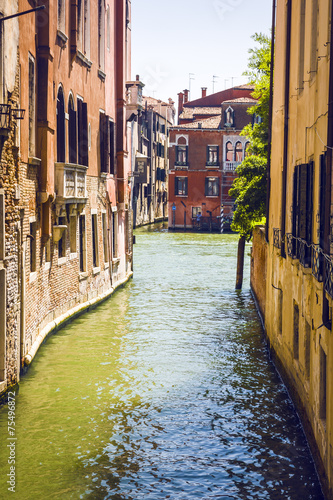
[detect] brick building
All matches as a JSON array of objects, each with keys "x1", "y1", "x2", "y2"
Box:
[
  {"x1": 0, "y1": 0, "x2": 133, "y2": 397},
  {"x1": 168, "y1": 86, "x2": 256, "y2": 231},
  {"x1": 126, "y1": 77, "x2": 175, "y2": 227}
]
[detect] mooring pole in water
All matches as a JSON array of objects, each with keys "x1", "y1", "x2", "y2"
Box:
[{"x1": 236, "y1": 235, "x2": 246, "y2": 290}]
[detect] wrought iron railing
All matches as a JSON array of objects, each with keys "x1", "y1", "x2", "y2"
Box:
[
  {"x1": 324, "y1": 257, "x2": 333, "y2": 298},
  {"x1": 298, "y1": 239, "x2": 311, "y2": 268},
  {"x1": 273, "y1": 228, "x2": 281, "y2": 249},
  {"x1": 286, "y1": 233, "x2": 296, "y2": 258},
  {"x1": 312, "y1": 245, "x2": 324, "y2": 282}
]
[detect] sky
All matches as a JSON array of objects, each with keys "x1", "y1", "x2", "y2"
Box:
[{"x1": 131, "y1": 0, "x2": 273, "y2": 107}]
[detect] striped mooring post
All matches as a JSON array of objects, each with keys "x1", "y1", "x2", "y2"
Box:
[{"x1": 220, "y1": 205, "x2": 224, "y2": 233}]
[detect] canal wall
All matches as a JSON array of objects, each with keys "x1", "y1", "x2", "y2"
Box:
[{"x1": 251, "y1": 226, "x2": 332, "y2": 500}]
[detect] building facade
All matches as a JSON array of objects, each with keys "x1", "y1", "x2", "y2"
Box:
[
  {"x1": 251, "y1": 1, "x2": 333, "y2": 496},
  {"x1": 0, "y1": 0, "x2": 133, "y2": 398},
  {"x1": 126, "y1": 78, "x2": 175, "y2": 227},
  {"x1": 168, "y1": 87, "x2": 255, "y2": 231}
]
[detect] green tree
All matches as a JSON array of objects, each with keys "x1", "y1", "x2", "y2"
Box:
[
  {"x1": 229, "y1": 32, "x2": 271, "y2": 289},
  {"x1": 229, "y1": 32, "x2": 271, "y2": 240}
]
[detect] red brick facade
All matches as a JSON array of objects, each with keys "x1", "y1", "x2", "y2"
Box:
[{"x1": 168, "y1": 87, "x2": 256, "y2": 231}]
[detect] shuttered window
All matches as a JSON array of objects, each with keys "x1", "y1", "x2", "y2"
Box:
[
  {"x1": 175, "y1": 177, "x2": 188, "y2": 196},
  {"x1": 78, "y1": 99, "x2": 88, "y2": 166},
  {"x1": 319, "y1": 153, "x2": 326, "y2": 248},
  {"x1": 68, "y1": 97, "x2": 77, "y2": 164}
]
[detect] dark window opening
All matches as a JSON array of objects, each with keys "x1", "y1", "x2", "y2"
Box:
[
  {"x1": 205, "y1": 177, "x2": 219, "y2": 197},
  {"x1": 175, "y1": 176, "x2": 188, "y2": 196}
]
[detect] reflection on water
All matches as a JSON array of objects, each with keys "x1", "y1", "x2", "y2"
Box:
[{"x1": 0, "y1": 225, "x2": 324, "y2": 499}]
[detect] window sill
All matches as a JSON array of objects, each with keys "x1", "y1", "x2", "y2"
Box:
[
  {"x1": 58, "y1": 256, "x2": 67, "y2": 266},
  {"x1": 57, "y1": 30, "x2": 68, "y2": 46},
  {"x1": 29, "y1": 271, "x2": 37, "y2": 284},
  {"x1": 112, "y1": 257, "x2": 120, "y2": 264},
  {"x1": 205, "y1": 195, "x2": 219, "y2": 198},
  {"x1": 205, "y1": 164, "x2": 220, "y2": 168},
  {"x1": 76, "y1": 50, "x2": 92, "y2": 69},
  {"x1": 104, "y1": 262, "x2": 110, "y2": 269},
  {"x1": 70, "y1": 252, "x2": 78, "y2": 260},
  {"x1": 79, "y1": 272, "x2": 88, "y2": 281},
  {"x1": 175, "y1": 165, "x2": 188, "y2": 169},
  {"x1": 45, "y1": 262, "x2": 51, "y2": 271},
  {"x1": 92, "y1": 266, "x2": 101, "y2": 275},
  {"x1": 175, "y1": 195, "x2": 188, "y2": 197},
  {"x1": 98, "y1": 69, "x2": 106, "y2": 81},
  {"x1": 28, "y1": 157, "x2": 41, "y2": 167}
]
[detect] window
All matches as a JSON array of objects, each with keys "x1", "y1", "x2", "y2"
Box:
[
  {"x1": 175, "y1": 176, "x2": 188, "y2": 196},
  {"x1": 293, "y1": 302, "x2": 299, "y2": 361},
  {"x1": 277, "y1": 287, "x2": 283, "y2": 336},
  {"x1": 102, "y1": 212, "x2": 108, "y2": 263},
  {"x1": 98, "y1": 0, "x2": 105, "y2": 71},
  {"x1": 29, "y1": 221, "x2": 37, "y2": 273},
  {"x1": 100, "y1": 113, "x2": 116, "y2": 174},
  {"x1": 77, "y1": 98, "x2": 88, "y2": 166},
  {"x1": 245, "y1": 142, "x2": 250, "y2": 157},
  {"x1": 57, "y1": 87, "x2": 65, "y2": 163},
  {"x1": 235, "y1": 141, "x2": 243, "y2": 162},
  {"x1": 192, "y1": 207, "x2": 202, "y2": 218},
  {"x1": 319, "y1": 346, "x2": 327, "y2": 421},
  {"x1": 225, "y1": 106, "x2": 234, "y2": 127},
  {"x1": 310, "y1": 0, "x2": 318, "y2": 79},
  {"x1": 29, "y1": 54, "x2": 36, "y2": 156},
  {"x1": 205, "y1": 177, "x2": 219, "y2": 197},
  {"x1": 79, "y1": 214, "x2": 86, "y2": 272},
  {"x1": 292, "y1": 162, "x2": 313, "y2": 264},
  {"x1": 77, "y1": 0, "x2": 90, "y2": 56},
  {"x1": 107, "y1": 5, "x2": 110, "y2": 51},
  {"x1": 70, "y1": 215, "x2": 77, "y2": 254},
  {"x1": 305, "y1": 321, "x2": 311, "y2": 380},
  {"x1": 58, "y1": 216, "x2": 66, "y2": 259},
  {"x1": 226, "y1": 141, "x2": 233, "y2": 162},
  {"x1": 175, "y1": 145, "x2": 188, "y2": 166},
  {"x1": 58, "y1": 0, "x2": 66, "y2": 33},
  {"x1": 112, "y1": 210, "x2": 118, "y2": 259},
  {"x1": 68, "y1": 94, "x2": 77, "y2": 164},
  {"x1": 207, "y1": 146, "x2": 219, "y2": 165},
  {"x1": 298, "y1": 0, "x2": 306, "y2": 93},
  {"x1": 91, "y1": 212, "x2": 99, "y2": 269}
]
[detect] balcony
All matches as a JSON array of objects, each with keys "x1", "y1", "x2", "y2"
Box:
[
  {"x1": 205, "y1": 162, "x2": 220, "y2": 169},
  {"x1": 224, "y1": 161, "x2": 241, "y2": 172},
  {"x1": 55, "y1": 163, "x2": 88, "y2": 204}
]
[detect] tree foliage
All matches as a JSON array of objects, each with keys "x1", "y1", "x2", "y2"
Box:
[{"x1": 229, "y1": 33, "x2": 271, "y2": 239}]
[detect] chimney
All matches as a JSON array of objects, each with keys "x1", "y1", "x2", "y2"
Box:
[
  {"x1": 184, "y1": 89, "x2": 189, "y2": 103},
  {"x1": 136, "y1": 74, "x2": 140, "y2": 81},
  {"x1": 178, "y1": 92, "x2": 184, "y2": 115},
  {"x1": 201, "y1": 87, "x2": 207, "y2": 98}
]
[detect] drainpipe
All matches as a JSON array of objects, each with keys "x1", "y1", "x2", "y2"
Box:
[
  {"x1": 280, "y1": 0, "x2": 292, "y2": 257},
  {"x1": 265, "y1": 0, "x2": 276, "y2": 243},
  {"x1": 322, "y1": 0, "x2": 333, "y2": 327}
]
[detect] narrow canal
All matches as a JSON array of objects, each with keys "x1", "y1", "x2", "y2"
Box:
[{"x1": 0, "y1": 225, "x2": 324, "y2": 499}]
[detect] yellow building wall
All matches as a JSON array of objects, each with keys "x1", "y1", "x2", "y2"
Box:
[{"x1": 263, "y1": 0, "x2": 333, "y2": 497}]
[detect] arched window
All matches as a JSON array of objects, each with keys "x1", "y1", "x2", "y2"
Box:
[
  {"x1": 225, "y1": 106, "x2": 234, "y2": 127},
  {"x1": 245, "y1": 141, "x2": 250, "y2": 157},
  {"x1": 176, "y1": 136, "x2": 188, "y2": 166},
  {"x1": 226, "y1": 141, "x2": 233, "y2": 162},
  {"x1": 235, "y1": 141, "x2": 243, "y2": 162},
  {"x1": 68, "y1": 94, "x2": 77, "y2": 164},
  {"x1": 57, "y1": 87, "x2": 65, "y2": 163}
]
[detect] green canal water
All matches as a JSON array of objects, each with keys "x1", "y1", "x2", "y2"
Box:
[{"x1": 0, "y1": 225, "x2": 324, "y2": 499}]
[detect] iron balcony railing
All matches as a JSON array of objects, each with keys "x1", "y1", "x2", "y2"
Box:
[{"x1": 274, "y1": 230, "x2": 332, "y2": 295}]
